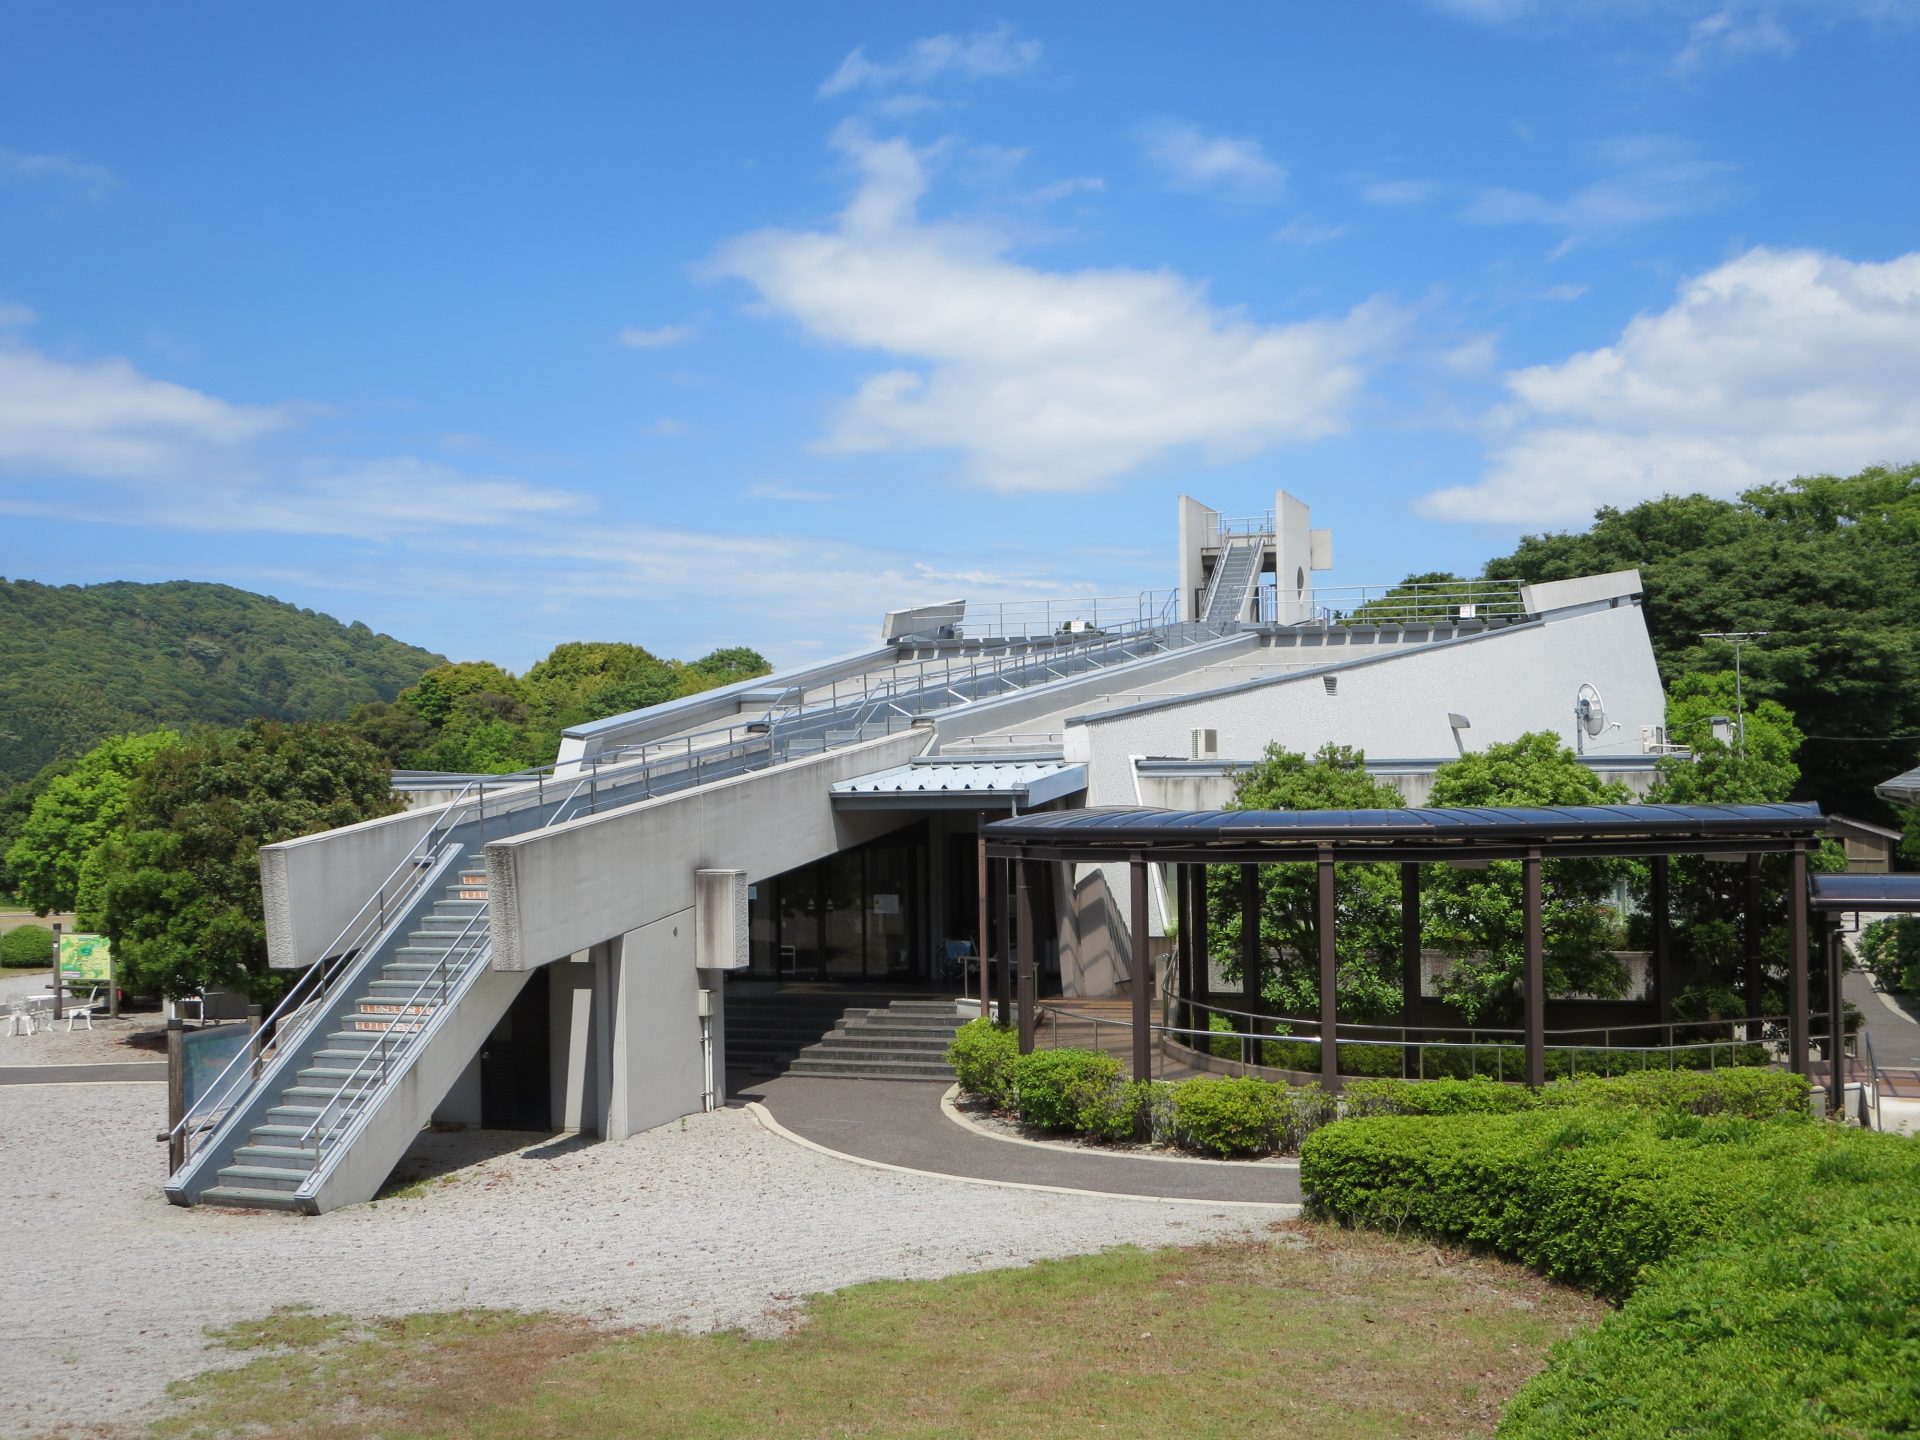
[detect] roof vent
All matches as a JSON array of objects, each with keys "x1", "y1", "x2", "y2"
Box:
[
  {"x1": 1323, "y1": 675, "x2": 1338, "y2": 696},
  {"x1": 1190, "y1": 728, "x2": 1218, "y2": 761}
]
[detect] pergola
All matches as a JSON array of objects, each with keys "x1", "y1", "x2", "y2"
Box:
[{"x1": 982, "y1": 801, "x2": 1829, "y2": 1093}]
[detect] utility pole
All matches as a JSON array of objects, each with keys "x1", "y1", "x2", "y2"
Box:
[{"x1": 1698, "y1": 632, "x2": 1770, "y2": 757}]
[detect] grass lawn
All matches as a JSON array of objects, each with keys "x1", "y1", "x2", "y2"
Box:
[{"x1": 152, "y1": 1223, "x2": 1600, "y2": 1439}]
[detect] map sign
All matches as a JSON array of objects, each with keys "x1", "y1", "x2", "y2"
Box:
[{"x1": 58, "y1": 932, "x2": 112, "y2": 984}]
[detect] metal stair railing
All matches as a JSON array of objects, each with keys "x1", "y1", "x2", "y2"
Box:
[
  {"x1": 167, "y1": 834, "x2": 471, "y2": 1168},
  {"x1": 292, "y1": 894, "x2": 495, "y2": 1173}
]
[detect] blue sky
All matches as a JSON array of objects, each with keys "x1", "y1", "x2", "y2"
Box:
[{"x1": 2, "y1": 2, "x2": 1917, "y2": 670}]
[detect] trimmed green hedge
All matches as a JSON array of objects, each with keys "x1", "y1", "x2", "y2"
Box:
[
  {"x1": 1166, "y1": 1076, "x2": 1336, "y2": 1157},
  {"x1": 1344, "y1": 1068, "x2": 1811, "y2": 1122},
  {"x1": 1301, "y1": 1107, "x2": 1920, "y2": 1436},
  {"x1": 946, "y1": 1018, "x2": 1018, "y2": 1109},
  {"x1": 0, "y1": 923, "x2": 53, "y2": 968}
]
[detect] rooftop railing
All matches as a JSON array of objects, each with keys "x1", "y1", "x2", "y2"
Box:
[{"x1": 1254, "y1": 578, "x2": 1529, "y2": 626}]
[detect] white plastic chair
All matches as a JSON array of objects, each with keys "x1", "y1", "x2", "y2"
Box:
[{"x1": 65, "y1": 987, "x2": 101, "y2": 1032}]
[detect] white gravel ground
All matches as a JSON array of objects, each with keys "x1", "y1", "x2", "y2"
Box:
[{"x1": 0, "y1": 1084, "x2": 1264, "y2": 1438}]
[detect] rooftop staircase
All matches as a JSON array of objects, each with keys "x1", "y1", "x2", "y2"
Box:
[{"x1": 1202, "y1": 536, "x2": 1265, "y2": 625}]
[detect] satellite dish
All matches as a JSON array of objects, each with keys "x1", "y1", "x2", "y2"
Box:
[{"x1": 1574, "y1": 683, "x2": 1606, "y2": 752}]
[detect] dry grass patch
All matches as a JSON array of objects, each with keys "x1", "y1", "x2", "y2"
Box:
[{"x1": 150, "y1": 1224, "x2": 1600, "y2": 1439}]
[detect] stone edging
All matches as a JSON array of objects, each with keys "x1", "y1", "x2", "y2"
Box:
[
  {"x1": 938, "y1": 1085, "x2": 1301, "y2": 1170},
  {"x1": 742, "y1": 1101, "x2": 1299, "y2": 1212}
]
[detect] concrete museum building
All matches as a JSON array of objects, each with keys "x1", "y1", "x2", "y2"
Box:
[{"x1": 166, "y1": 493, "x2": 1670, "y2": 1212}]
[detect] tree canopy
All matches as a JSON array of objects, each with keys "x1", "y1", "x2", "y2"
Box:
[
  {"x1": 1206, "y1": 743, "x2": 1408, "y2": 1019},
  {"x1": 0, "y1": 578, "x2": 445, "y2": 788},
  {"x1": 91, "y1": 720, "x2": 402, "y2": 999},
  {"x1": 1480, "y1": 463, "x2": 1920, "y2": 820},
  {"x1": 4, "y1": 730, "x2": 182, "y2": 914},
  {"x1": 355, "y1": 641, "x2": 773, "y2": 774}
]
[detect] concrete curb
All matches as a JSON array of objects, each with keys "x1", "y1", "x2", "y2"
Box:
[
  {"x1": 743, "y1": 1101, "x2": 1299, "y2": 1212},
  {"x1": 938, "y1": 1085, "x2": 1301, "y2": 1170}
]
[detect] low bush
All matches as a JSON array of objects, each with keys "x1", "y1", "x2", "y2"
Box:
[
  {"x1": 1301, "y1": 1106, "x2": 1920, "y2": 1436},
  {"x1": 0, "y1": 923, "x2": 53, "y2": 968},
  {"x1": 946, "y1": 1018, "x2": 1019, "y2": 1109},
  {"x1": 1011, "y1": 1049, "x2": 1126, "y2": 1133},
  {"x1": 1862, "y1": 914, "x2": 1920, "y2": 993},
  {"x1": 1343, "y1": 1077, "x2": 1537, "y2": 1117},
  {"x1": 1165, "y1": 1076, "x2": 1336, "y2": 1157},
  {"x1": 1538, "y1": 1066, "x2": 1810, "y2": 1120}
]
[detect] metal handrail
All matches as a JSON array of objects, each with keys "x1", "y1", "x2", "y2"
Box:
[
  {"x1": 293, "y1": 894, "x2": 494, "y2": 1165},
  {"x1": 167, "y1": 837, "x2": 469, "y2": 1159}
]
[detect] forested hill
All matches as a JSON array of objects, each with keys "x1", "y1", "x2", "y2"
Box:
[
  {"x1": 1477, "y1": 463, "x2": 1920, "y2": 821},
  {"x1": 0, "y1": 578, "x2": 445, "y2": 786}
]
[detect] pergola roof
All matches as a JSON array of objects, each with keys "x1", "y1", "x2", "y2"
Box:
[
  {"x1": 984, "y1": 801, "x2": 1826, "y2": 863},
  {"x1": 1810, "y1": 873, "x2": 1920, "y2": 914}
]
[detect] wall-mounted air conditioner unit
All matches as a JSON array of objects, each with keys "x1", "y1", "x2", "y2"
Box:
[{"x1": 1191, "y1": 728, "x2": 1219, "y2": 761}]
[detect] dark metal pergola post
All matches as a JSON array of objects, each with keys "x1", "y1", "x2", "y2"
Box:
[
  {"x1": 1192, "y1": 863, "x2": 1210, "y2": 1032},
  {"x1": 1651, "y1": 854, "x2": 1672, "y2": 1028},
  {"x1": 1016, "y1": 860, "x2": 1037, "y2": 1055},
  {"x1": 1317, "y1": 845, "x2": 1339, "y2": 1094},
  {"x1": 1239, "y1": 863, "x2": 1260, "y2": 1068},
  {"x1": 1174, "y1": 861, "x2": 1193, "y2": 1038},
  {"x1": 1400, "y1": 862, "x2": 1421, "y2": 1079},
  {"x1": 1130, "y1": 857, "x2": 1152, "y2": 1083},
  {"x1": 976, "y1": 827, "x2": 990, "y2": 1022},
  {"x1": 1825, "y1": 917, "x2": 1845, "y2": 1117},
  {"x1": 1523, "y1": 847, "x2": 1545, "y2": 1088},
  {"x1": 1743, "y1": 852, "x2": 1763, "y2": 1042},
  {"x1": 1788, "y1": 843, "x2": 1809, "y2": 1076},
  {"x1": 1006, "y1": 856, "x2": 1021, "y2": 1036}
]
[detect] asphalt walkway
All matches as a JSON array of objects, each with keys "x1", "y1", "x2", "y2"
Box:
[{"x1": 741, "y1": 1073, "x2": 1302, "y2": 1206}]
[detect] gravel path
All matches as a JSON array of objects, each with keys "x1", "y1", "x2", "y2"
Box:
[
  {"x1": 0, "y1": 1014, "x2": 162, "y2": 1068},
  {"x1": 1, "y1": 1085, "x2": 1266, "y2": 1437}
]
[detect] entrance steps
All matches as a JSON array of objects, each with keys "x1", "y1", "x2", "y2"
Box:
[{"x1": 784, "y1": 999, "x2": 964, "y2": 1082}]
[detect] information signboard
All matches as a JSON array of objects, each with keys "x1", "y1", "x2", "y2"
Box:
[{"x1": 58, "y1": 932, "x2": 112, "y2": 985}]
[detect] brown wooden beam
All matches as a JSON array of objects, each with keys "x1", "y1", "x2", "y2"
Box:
[
  {"x1": 996, "y1": 857, "x2": 1015, "y2": 1040},
  {"x1": 1744, "y1": 851, "x2": 1763, "y2": 1042},
  {"x1": 1523, "y1": 847, "x2": 1545, "y2": 1089},
  {"x1": 975, "y1": 827, "x2": 990, "y2": 1022}
]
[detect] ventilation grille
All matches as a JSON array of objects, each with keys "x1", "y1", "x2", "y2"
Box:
[
  {"x1": 1190, "y1": 728, "x2": 1219, "y2": 761},
  {"x1": 1323, "y1": 675, "x2": 1339, "y2": 696}
]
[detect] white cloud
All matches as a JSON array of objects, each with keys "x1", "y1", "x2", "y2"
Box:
[
  {"x1": 0, "y1": 300, "x2": 35, "y2": 329},
  {"x1": 617, "y1": 322, "x2": 697, "y2": 349},
  {"x1": 1274, "y1": 218, "x2": 1351, "y2": 245},
  {"x1": 1137, "y1": 120, "x2": 1286, "y2": 200},
  {"x1": 1672, "y1": 5, "x2": 1794, "y2": 72},
  {"x1": 0, "y1": 148, "x2": 116, "y2": 201},
  {"x1": 1464, "y1": 135, "x2": 1735, "y2": 246},
  {"x1": 1420, "y1": 247, "x2": 1920, "y2": 524},
  {"x1": 641, "y1": 417, "x2": 685, "y2": 436},
  {"x1": 704, "y1": 126, "x2": 1396, "y2": 492},
  {"x1": 819, "y1": 26, "x2": 1041, "y2": 98},
  {"x1": 0, "y1": 339, "x2": 291, "y2": 478},
  {"x1": 1025, "y1": 175, "x2": 1105, "y2": 205},
  {"x1": 1361, "y1": 179, "x2": 1436, "y2": 206}
]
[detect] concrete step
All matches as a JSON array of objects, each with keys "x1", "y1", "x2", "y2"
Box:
[
  {"x1": 198, "y1": 1185, "x2": 306, "y2": 1212},
  {"x1": 264, "y1": 1105, "x2": 325, "y2": 1126},
  {"x1": 234, "y1": 1143, "x2": 318, "y2": 1171},
  {"x1": 215, "y1": 1163, "x2": 308, "y2": 1192},
  {"x1": 251, "y1": 1122, "x2": 318, "y2": 1142},
  {"x1": 836, "y1": 1019, "x2": 962, "y2": 1037},
  {"x1": 802, "y1": 1038, "x2": 956, "y2": 1060},
  {"x1": 295, "y1": 1066, "x2": 383, "y2": 1090},
  {"x1": 784, "y1": 1058, "x2": 956, "y2": 1080}
]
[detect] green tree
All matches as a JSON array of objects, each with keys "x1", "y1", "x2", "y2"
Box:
[
  {"x1": 1420, "y1": 732, "x2": 1633, "y2": 1020},
  {"x1": 3, "y1": 731, "x2": 182, "y2": 915},
  {"x1": 91, "y1": 721, "x2": 402, "y2": 1000},
  {"x1": 398, "y1": 661, "x2": 529, "y2": 729},
  {"x1": 1205, "y1": 744, "x2": 1408, "y2": 1019},
  {"x1": 1481, "y1": 464, "x2": 1920, "y2": 819},
  {"x1": 1650, "y1": 671, "x2": 1802, "y2": 805}
]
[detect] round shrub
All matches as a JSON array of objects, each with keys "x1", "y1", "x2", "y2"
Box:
[
  {"x1": 1011, "y1": 1048, "x2": 1124, "y2": 1132},
  {"x1": 945, "y1": 1018, "x2": 1019, "y2": 1109},
  {"x1": 1167, "y1": 1076, "x2": 1288, "y2": 1157},
  {"x1": 0, "y1": 924, "x2": 54, "y2": 968}
]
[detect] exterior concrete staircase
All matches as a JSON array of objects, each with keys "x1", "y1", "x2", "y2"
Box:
[
  {"x1": 784, "y1": 999, "x2": 965, "y2": 1081},
  {"x1": 1202, "y1": 536, "x2": 1264, "y2": 625},
  {"x1": 168, "y1": 849, "x2": 527, "y2": 1214}
]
